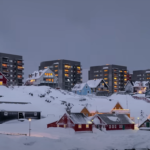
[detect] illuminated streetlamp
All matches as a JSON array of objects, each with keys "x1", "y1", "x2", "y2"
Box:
[
  {"x1": 137, "y1": 117, "x2": 140, "y2": 127},
  {"x1": 29, "y1": 118, "x2": 31, "y2": 136}
]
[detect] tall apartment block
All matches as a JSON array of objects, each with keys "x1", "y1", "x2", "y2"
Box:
[
  {"x1": 0, "y1": 53, "x2": 24, "y2": 86},
  {"x1": 88, "y1": 64, "x2": 127, "y2": 93},
  {"x1": 132, "y1": 69, "x2": 150, "y2": 82},
  {"x1": 39, "y1": 59, "x2": 82, "y2": 91}
]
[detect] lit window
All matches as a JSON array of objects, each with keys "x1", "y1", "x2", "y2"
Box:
[
  {"x1": 86, "y1": 124, "x2": 89, "y2": 128},
  {"x1": 77, "y1": 66, "x2": 80, "y2": 70},
  {"x1": 64, "y1": 124, "x2": 66, "y2": 128},
  {"x1": 64, "y1": 65, "x2": 71, "y2": 69},
  {"x1": 57, "y1": 125, "x2": 59, "y2": 127},
  {"x1": 52, "y1": 79, "x2": 54, "y2": 82},
  {"x1": 0, "y1": 82, "x2": 3, "y2": 85},
  {"x1": 44, "y1": 67, "x2": 47, "y2": 69},
  {"x1": 114, "y1": 90, "x2": 117, "y2": 92},
  {"x1": 65, "y1": 74, "x2": 69, "y2": 77},
  {"x1": 104, "y1": 74, "x2": 108, "y2": 76},
  {"x1": 55, "y1": 74, "x2": 58, "y2": 76},
  {"x1": 114, "y1": 77, "x2": 117, "y2": 80},
  {"x1": 2, "y1": 64, "x2": 7, "y2": 67},
  {"x1": 78, "y1": 125, "x2": 82, "y2": 128},
  {"x1": 55, "y1": 70, "x2": 58, "y2": 72},
  {"x1": 55, "y1": 65, "x2": 58, "y2": 67},
  {"x1": 30, "y1": 80, "x2": 35, "y2": 82},
  {"x1": 18, "y1": 66, "x2": 24, "y2": 69},
  {"x1": 120, "y1": 70, "x2": 122, "y2": 72},
  {"x1": 109, "y1": 125, "x2": 111, "y2": 129},
  {"x1": 105, "y1": 82, "x2": 108, "y2": 84},
  {"x1": 104, "y1": 78, "x2": 108, "y2": 80},
  {"x1": 104, "y1": 70, "x2": 108, "y2": 72}
]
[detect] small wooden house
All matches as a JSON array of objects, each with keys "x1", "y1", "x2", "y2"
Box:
[
  {"x1": 124, "y1": 80, "x2": 134, "y2": 93},
  {"x1": 0, "y1": 71, "x2": 8, "y2": 86},
  {"x1": 91, "y1": 114, "x2": 134, "y2": 131},
  {"x1": 47, "y1": 113, "x2": 93, "y2": 132},
  {"x1": 139, "y1": 119, "x2": 150, "y2": 130}
]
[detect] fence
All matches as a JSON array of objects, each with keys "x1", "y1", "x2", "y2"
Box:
[
  {"x1": 0, "y1": 133, "x2": 27, "y2": 136},
  {"x1": 132, "y1": 96, "x2": 150, "y2": 103}
]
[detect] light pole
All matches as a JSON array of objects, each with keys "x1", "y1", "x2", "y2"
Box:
[
  {"x1": 137, "y1": 117, "x2": 139, "y2": 128},
  {"x1": 29, "y1": 118, "x2": 31, "y2": 136}
]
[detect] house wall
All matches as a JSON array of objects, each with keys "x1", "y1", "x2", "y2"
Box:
[
  {"x1": 74, "y1": 124, "x2": 92, "y2": 132},
  {"x1": 81, "y1": 108, "x2": 91, "y2": 116},
  {"x1": 0, "y1": 111, "x2": 41, "y2": 124},
  {"x1": 105, "y1": 124, "x2": 134, "y2": 130},
  {"x1": 125, "y1": 83, "x2": 133, "y2": 93},
  {"x1": 47, "y1": 121, "x2": 57, "y2": 128},
  {"x1": 0, "y1": 72, "x2": 7, "y2": 85}
]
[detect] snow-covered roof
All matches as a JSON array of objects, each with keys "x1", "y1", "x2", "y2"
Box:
[
  {"x1": 0, "y1": 104, "x2": 41, "y2": 112},
  {"x1": 146, "y1": 71, "x2": 150, "y2": 73},
  {"x1": 71, "y1": 105, "x2": 84, "y2": 113},
  {"x1": 87, "y1": 79, "x2": 107, "y2": 88},
  {"x1": 72, "y1": 83, "x2": 87, "y2": 91},
  {"x1": 97, "y1": 114, "x2": 134, "y2": 125},
  {"x1": 124, "y1": 80, "x2": 134, "y2": 88},
  {"x1": 26, "y1": 68, "x2": 54, "y2": 81},
  {"x1": 69, "y1": 113, "x2": 92, "y2": 124},
  {"x1": 134, "y1": 81, "x2": 149, "y2": 87}
]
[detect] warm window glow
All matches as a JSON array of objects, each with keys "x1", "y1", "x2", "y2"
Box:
[
  {"x1": 18, "y1": 75, "x2": 22, "y2": 78},
  {"x1": 114, "y1": 90, "x2": 117, "y2": 92},
  {"x1": 55, "y1": 65, "x2": 58, "y2": 67},
  {"x1": 124, "y1": 79, "x2": 127, "y2": 81},
  {"x1": 64, "y1": 65, "x2": 71, "y2": 69},
  {"x1": 46, "y1": 79, "x2": 53, "y2": 82},
  {"x1": 78, "y1": 125, "x2": 82, "y2": 128},
  {"x1": 105, "y1": 82, "x2": 108, "y2": 84},
  {"x1": 124, "y1": 71, "x2": 127, "y2": 74},
  {"x1": 104, "y1": 78, "x2": 108, "y2": 80},
  {"x1": 104, "y1": 74, "x2": 108, "y2": 76},
  {"x1": 114, "y1": 82, "x2": 118, "y2": 85},
  {"x1": 44, "y1": 67, "x2": 47, "y2": 69},
  {"x1": 30, "y1": 80, "x2": 35, "y2": 82},
  {"x1": 65, "y1": 74, "x2": 69, "y2": 77},
  {"x1": 2, "y1": 64, "x2": 7, "y2": 67},
  {"x1": 77, "y1": 66, "x2": 81, "y2": 70},
  {"x1": 114, "y1": 86, "x2": 117, "y2": 88},
  {"x1": 52, "y1": 79, "x2": 54, "y2": 82},
  {"x1": 86, "y1": 124, "x2": 89, "y2": 128},
  {"x1": 18, "y1": 66, "x2": 24, "y2": 69},
  {"x1": 64, "y1": 124, "x2": 66, "y2": 128},
  {"x1": 45, "y1": 73, "x2": 53, "y2": 76},
  {"x1": 77, "y1": 71, "x2": 81, "y2": 74},
  {"x1": 124, "y1": 75, "x2": 127, "y2": 77},
  {"x1": 55, "y1": 74, "x2": 58, "y2": 76},
  {"x1": 114, "y1": 77, "x2": 117, "y2": 80},
  {"x1": 57, "y1": 125, "x2": 59, "y2": 127},
  {"x1": 55, "y1": 70, "x2": 58, "y2": 72},
  {"x1": 0, "y1": 82, "x2": 3, "y2": 85},
  {"x1": 147, "y1": 77, "x2": 150, "y2": 79},
  {"x1": 65, "y1": 69, "x2": 69, "y2": 72},
  {"x1": 104, "y1": 70, "x2": 108, "y2": 72},
  {"x1": 17, "y1": 61, "x2": 22, "y2": 64},
  {"x1": 120, "y1": 70, "x2": 122, "y2": 72}
]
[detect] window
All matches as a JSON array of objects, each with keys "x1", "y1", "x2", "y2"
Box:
[
  {"x1": 86, "y1": 124, "x2": 89, "y2": 128},
  {"x1": 120, "y1": 70, "x2": 122, "y2": 72},
  {"x1": 119, "y1": 125, "x2": 122, "y2": 128},
  {"x1": 0, "y1": 82, "x2": 3, "y2": 85},
  {"x1": 55, "y1": 65, "x2": 58, "y2": 67},
  {"x1": 34, "y1": 112, "x2": 37, "y2": 116},
  {"x1": 104, "y1": 74, "x2": 108, "y2": 76},
  {"x1": 4, "y1": 112, "x2": 8, "y2": 116},
  {"x1": 86, "y1": 86, "x2": 88, "y2": 88},
  {"x1": 64, "y1": 124, "x2": 66, "y2": 128},
  {"x1": 0, "y1": 75, "x2": 3, "y2": 79},
  {"x1": 114, "y1": 125, "x2": 116, "y2": 128},
  {"x1": 46, "y1": 79, "x2": 52, "y2": 82},
  {"x1": 17, "y1": 66, "x2": 23, "y2": 69},
  {"x1": 55, "y1": 74, "x2": 58, "y2": 76},
  {"x1": 2, "y1": 64, "x2": 7, "y2": 67},
  {"x1": 30, "y1": 80, "x2": 35, "y2": 82},
  {"x1": 109, "y1": 125, "x2": 111, "y2": 129},
  {"x1": 44, "y1": 67, "x2": 48, "y2": 69},
  {"x1": 114, "y1": 90, "x2": 117, "y2": 92},
  {"x1": 112, "y1": 125, "x2": 114, "y2": 128},
  {"x1": 104, "y1": 70, "x2": 108, "y2": 72},
  {"x1": 65, "y1": 74, "x2": 69, "y2": 77},
  {"x1": 57, "y1": 125, "x2": 59, "y2": 127},
  {"x1": 78, "y1": 125, "x2": 82, "y2": 128},
  {"x1": 105, "y1": 82, "x2": 108, "y2": 84},
  {"x1": 114, "y1": 77, "x2": 117, "y2": 80},
  {"x1": 64, "y1": 65, "x2": 71, "y2": 69},
  {"x1": 55, "y1": 70, "x2": 58, "y2": 72},
  {"x1": 114, "y1": 82, "x2": 117, "y2": 85},
  {"x1": 9, "y1": 60, "x2": 13, "y2": 62},
  {"x1": 52, "y1": 79, "x2": 54, "y2": 82},
  {"x1": 104, "y1": 78, "x2": 108, "y2": 80}
]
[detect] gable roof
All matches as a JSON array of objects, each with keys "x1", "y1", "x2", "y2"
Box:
[
  {"x1": 69, "y1": 113, "x2": 92, "y2": 124},
  {"x1": 0, "y1": 71, "x2": 8, "y2": 81},
  {"x1": 26, "y1": 68, "x2": 55, "y2": 81},
  {"x1": 96, "y1": 114, "x2": 134, "y2": 125},
  {"x1": 87, "y1": 79, "x2": 108, "y2": 88},
  {"x1": 72, "y1": 83, "x2": 87, "y2": 91},
  {"x1": 124, "y1": 80, "x2": 134, "y2": 88},
  {"x1": 134, "y1": 81, "x2": 150, "y2": 87}
]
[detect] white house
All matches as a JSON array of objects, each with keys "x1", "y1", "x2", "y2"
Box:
[
  {"x1": 124, "y1": 80, "x2": 134, "y2": 93},
  {"x1": 25, "y1": 68, "x2": 58, "y2": 88}
]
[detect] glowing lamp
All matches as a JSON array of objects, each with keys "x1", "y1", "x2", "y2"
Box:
[{"x1": 29, "y1": 118, "x2": 31, "y2": 122}]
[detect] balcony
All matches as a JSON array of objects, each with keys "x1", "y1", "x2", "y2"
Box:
[
  {"x1": 17, "y1": 71, "x2": 24, "y2": 75},
  {"x1": 77, "y1": 71, "x2": 82, "y2": 74},
  {"x1": 2, "y1": 64, "x2": 8, "y2": 68},
  {"x1": 17, "y1": 76, "x2": 23, "y2": 79},
  {"x1": 64, "y1": 70, "x2": 69, "y2": 73},
  {"x1": 77, "y1": 67, "x2": 82, "y2": 71},
  {"x1": 2, "y1": 58, "x2": 9, "y2": 63},
  {"x1": 17, "y1": 66, "x2": 24, "y2": 70},
  {"x1": 64, "y1": 65, "x2": 71, "y2": 69},
  {"x1": 2, "y1": 69, "x2": 9, "y2": 74},
  {"x1": 17, "y1": 61, "x2": 24, "y2": 65}
]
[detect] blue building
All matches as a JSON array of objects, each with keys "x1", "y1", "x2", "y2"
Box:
[{"x1": 72, "y1": 83, "x2": 91, "y2": 95}]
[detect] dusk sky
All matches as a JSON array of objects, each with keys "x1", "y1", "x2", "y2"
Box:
[{"x1": 0, "y1": 0, "x2": 150, "y2": 81}]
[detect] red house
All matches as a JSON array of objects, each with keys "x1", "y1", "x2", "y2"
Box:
[
  {"x1": 47, "y1": 113, "x2": 93, "y2": 132},
  {"x1": 0, "y1": 72, "x2": 8, "y2": 86},
  {"x1": 91, "y1": 114, "x2": 134, "y2": 131}
]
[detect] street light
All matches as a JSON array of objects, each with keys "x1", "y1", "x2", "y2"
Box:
[
  {"x1": 137, "y1": 117, "x2": 140, "y2": 128},
  {"x1": 29, "y1": 118, "x2": 31, "y2": 136}
]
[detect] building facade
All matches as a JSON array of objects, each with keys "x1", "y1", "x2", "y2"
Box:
[
  {"x1": 25, "y1": 68, "x2": 58, "y2": 88},
  {"x1": 0, "y1": 53, "x2": 24, "y2": 86},
  {"x1": 88, "y1": 64, "x2": 127, "y2": 93},
  {"x1": 39, "y1": 59, "x2": 82, "y2": 91},
  {"x1": 132, "y1": 69, "x2": 150, "y2": 82}
]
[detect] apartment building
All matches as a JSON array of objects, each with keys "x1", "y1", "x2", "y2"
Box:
[
  {"x1": 0, "y1": 53, "x2": 24, "y2": 86},
  {"x1": 88, "y1": 64, "x2": 127, "y2": 93},
  {"x1": 39, "y1": 59, "x2": 82, "y2": 91},
  {"x1": 132, "y1": 69, "x2": 150, "y2": 82}
]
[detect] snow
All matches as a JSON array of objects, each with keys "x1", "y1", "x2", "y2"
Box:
[
  {"x1": 87, "y1": 79, "x2": 103, "y2": 88},
  {"x1": 1, "y1": 86, "x2": 150, "y2": 149},
  {"x1": 72, "y1": 83, "x2": 87, "y2": 91},
  {"x1": 93, "y1": 117, "x2": 100, "y2": 124},
  {"x1": 107, "y1": 116, "x2": 119, "y2": 122}
]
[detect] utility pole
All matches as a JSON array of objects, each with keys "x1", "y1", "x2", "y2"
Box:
[{"x1": 29, "y1": 118, "x2": 31, "y2": 136}]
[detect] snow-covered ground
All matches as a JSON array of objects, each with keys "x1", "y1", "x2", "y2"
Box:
[{"x1": 0, "y1": 86, "x2": 150, "y2": 149}]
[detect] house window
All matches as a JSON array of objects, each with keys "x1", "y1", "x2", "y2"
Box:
[
  {"x1": 86, "y1": 86, "x2": 87, "y2": 88},
  {"x1": 88, "y1": 91, "x2": 89, "y2": 93},
  {"x1": 119, "y1": 125, "x2": 122, "y2": 128},
  {"x1": 109, "y1": 125, "x2": 111, "y2": 129},
  {"x1": 57, "y1": 125, "x2": 59, "y2": 127},
  {"x1": 86, "y1": 124, "x2": 89, "y2": 128},
  {"x1": 78, "y1": 125, "x2": 82, "y2": 128},
  {"x1": 55, "y1": 74, "x2": 58, "y2": 76},
  {"x1": 0, "y1": 75, "x2": 3, "y2": 79},
  {"x1": 4, "y1": 112, "x2": 8, "y2": 116},
  {"x1": 64, "y1": 124, "x2": 66, "y2": 128},
  {"x1": 112, "y1": 125, "x2": 114, "y2": 128},
  {"x1": 34, "y1": 112, "x2": 37, "y2": 116},
  {"x1": 114, "y1": 125, "x2": 116, "y2": 128},
  {"x1": 104, "y1": 78, "x2": 108, "y2": 80},
  {"x1": 104, "y1": 70, "x2": 108, "y2": 72}
]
